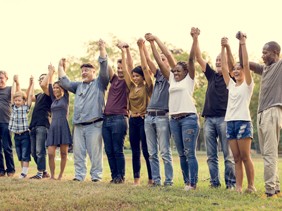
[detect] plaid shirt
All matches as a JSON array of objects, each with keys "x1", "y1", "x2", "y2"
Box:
[{"x1": 8, "y1": 104, "x2": 30, "y2": 133}]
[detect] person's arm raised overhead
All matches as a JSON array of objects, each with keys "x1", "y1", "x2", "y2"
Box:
[
  {"x1": 11, "y1": 75, "x2": 18, "y2": 104},
  {"x1": 117, "y1": 42, "x2": 132, "y2": 89},
  {"x1": 27, "y1": 76, "x2": 34, "y2": 107},
  {"x1": 98, "y1": 39, "x2": 110, "y2": 89},
  {"x1": 188, "y1": 27, "x2": 197, "y2": 79},
  {"x1": 124, "y1": 42, "x2": 134, "y2": 72},
  {"x1": 236, "y1": 31, "x2": 252, "y2": 85},
  {"x1": 26, "y1": 75, "x2": 36, "y2": 102},
  {"x1": 137, "y1": 38, "x2": 152, "y2": 88},
  {"x1": 192, "y1": 27, "x2": 207, "y2": 71},
  {"x1": 145, "y1": 33, "x2": 170, "y2": 80},
  {"x1": 221, "y1": 37, "x2": 230, "y2": 86},
  {"x1": 41, "y1": 64, "x2": 55, "y2": 96},
  {"x1": 143, "y1": 39, "x2": 157, "y2": 76},
  {"x1": 153, "y1": 34, "x2": 177, "y2": 69}
]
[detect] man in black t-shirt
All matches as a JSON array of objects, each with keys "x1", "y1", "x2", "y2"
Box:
[
  {"x1": 193, "y1": 28, "x2": 236, "y2": 189},
  {"x1": 28, "y1": 74, "x2": 52, "y2": 179}
]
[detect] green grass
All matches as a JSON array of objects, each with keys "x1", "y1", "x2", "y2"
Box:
[{"x1": 0, "y1": 150, "x2": 281, "y2": 210}]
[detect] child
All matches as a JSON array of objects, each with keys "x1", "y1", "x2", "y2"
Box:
[{"x1": 8, "y1": 75, "x2": 34, "y2": 178}]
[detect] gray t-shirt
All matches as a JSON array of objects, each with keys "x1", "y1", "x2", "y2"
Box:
[
  {"x1": 0, "y1": 86, "x2": 11, "y2": 123},
  {"x1": 252, "y1": 59, "x2": 282, "y2": 113},
  {"x1": 147, "y1": 69, "x2": 169, "y2": 111}
]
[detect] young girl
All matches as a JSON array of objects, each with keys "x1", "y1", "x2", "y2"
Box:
[
  {"x1": 221, "y1": 32, "x2": 256, "y2": 193},
  {"x1": 41, "y1": 59, "x2": 72, "y2": 180},
  {"x1": 8, "y1": 75, "x2": 34, "y2": 178}
]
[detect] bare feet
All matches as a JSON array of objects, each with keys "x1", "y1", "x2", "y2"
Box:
[{"x1": 133, "y1": 178, "x2": 140, "y2": 186}]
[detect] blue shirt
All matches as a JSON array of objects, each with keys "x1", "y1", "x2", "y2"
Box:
[{"x1": 60, "y1": 56, "x2": 109, "y2": 124}]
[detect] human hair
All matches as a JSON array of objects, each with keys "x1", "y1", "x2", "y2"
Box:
[
  {"x1": 38, "y1": 74, "x2": 47, "y2": 81},
  {"x1": 131, "y1": 66, "x2": 144, "y2": 79},
  {"x1": 14, "y1": 91, "x2": 27, "y2": 101},
  {"x1": 176, "y1": 61, "x2": 189, "y2": 73},
  {"x1": 80, "y1": 63, "x2": 95, "y2": 69},
  {"x1": 266, "y1": 41, "x2": 281, "y2": 55},
  {"x1": 0, "y1": 70, "x2": 8, "y2": 80}
]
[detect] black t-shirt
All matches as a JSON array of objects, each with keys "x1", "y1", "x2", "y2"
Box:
[
  {"x1": 29, "y1": 93, "x2": 52, "y2": 129},
  {"x1": 202, "y1": 63, "x2": 229, "y2": 118}
]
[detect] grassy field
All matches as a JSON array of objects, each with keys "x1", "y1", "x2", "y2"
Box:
[{"x1": 0, "y1": 150, "x2": 281, "y2": 210}]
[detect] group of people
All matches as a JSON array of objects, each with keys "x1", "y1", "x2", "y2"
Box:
[{"x1": 0, "y1": 27, "x2": 281, "y2": 198}]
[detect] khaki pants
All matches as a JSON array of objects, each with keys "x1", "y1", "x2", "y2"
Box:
[{"x1": 258, "y1": 106, "x2": 282, "y2": 194}]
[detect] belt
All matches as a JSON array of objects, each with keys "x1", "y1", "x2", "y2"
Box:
[
  {"x1": 171, "y1": 113, "x2": 195, "y2": 120},
  {"x1": 147, "y1": 110, "x2": 168, "y2": 116},
  {"x1": 80, "y1": 118, "x2": 103, "y2": 126},
  {"x1": 14, "y1": 131, "x2": 29, "y2": 136}
]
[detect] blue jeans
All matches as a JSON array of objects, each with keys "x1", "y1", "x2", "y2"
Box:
[
  {"x1": 102, "y1": 115, "x2": 127, "y2": 180},
  {"x1": 0, "y1": 123, "x2": 15, "y2": 174},
  {"x1": 14, "y1": 131, "x2": 31, "y2": 162},
  {"x1": 170, "y1": 114, "x2": 199, "y2": 186},
  {"x1": 129, "y1": 117, "x2": 152, "y2": 179},
  {"x1": 204, "y1": 117, "x2": 236, "y2": 187},
  {"x1": 73, "y1": 121, "x2": 103, "y2": 181},
  {"x1": 145, "y1": 114, "x2": 173, "y2": 185},
  {"x1": 30, "y1": 126, "x2": 48, "y2": 172}
]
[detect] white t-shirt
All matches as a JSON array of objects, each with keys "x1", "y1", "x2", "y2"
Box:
[
  {"x1": 225, "y1": 79, "x2": 254, "y2": 121},
  {"x1": 168, "y1": 72, "x2": 197, "y2": 115}
]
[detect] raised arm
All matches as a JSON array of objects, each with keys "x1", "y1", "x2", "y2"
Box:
[
  {"x1": 137, "y1": 38, "x2": 152, "y2": 88},
  {"x1": 11, "y1": 75, "x2": 19, "y2": 104},
  {"x1": 27, "y1": 76, "x2": 34, "y2": 107},
  {"x1": 221, "y1": 38, "x2": 230, "y2": 86},
  {"x1": 98, "y1": 39, "x2": 109, "y2": 89},
  {"x1": 143, "y1": 41, "x2": 157, "y2": 75},
  {"x1": 145, "y1": 33, "x2": 170, "y2": 80},
  {"x1": 26, "y1": 76, "x2": 36, "y2": 102},
  {"x1": 189, "y1": 27, "x2": 198, "y2": 79},
  {"x1": 41, "y1": 64, "x2": 55, "y2": 96},
  {"x1": 192, "y1": 27, "x2": 207, "y2": 71},
  {"x1": 153, "y1": 35, "x2": 177, "y2": 69},
  {"x1": 124, "y1": 43, "x2": 134, "y2": 72},
  {"x1": 117, "y1": 43, "x2": 132, "y2": 88},
  {"x1": 236, "y1": 31, "x2": 252, "y2": 85}
]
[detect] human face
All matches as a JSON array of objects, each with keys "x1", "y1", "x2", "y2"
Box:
[
  {"x1": 262, "y1": 44, "x2": 276, "y2": 66},
  {"x1": 53, "y1": 83, "x2": 64, "y2": 99},
  {"x1": 215, "y1": 55, "x2": 222, "y2": 73},
  {"x1": 232, "y1": 63, "x2": 244, "y2": 83},
  {"x1": 117, "y1": 62, "x2": 124, "y2": 79},
  {"x1": 0, "y1": 73, "x2": 7, "y2": 89},
  {"x1": 38, "y1": 75, "x2": 46, "y2": 86},
  {"x1": 132, "y1": 72, "x2": 144, "y2": 86},
  {"x1": 172, "y1": 64, "x2": 187, "y2": 82},
  {"x1": 14, "y1": 96, "x2": 25, "y2": 107},
  {"x1": 81, "y1": 67, "x2": 95, "y2": 83}
]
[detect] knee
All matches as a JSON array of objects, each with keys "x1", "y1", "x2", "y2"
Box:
[
  {"x1": 233, "y1": 156, "x2": 242, "y2": 164},
  {"x1": 60, "y1": 151, "x2": 68, "y2": 160}
]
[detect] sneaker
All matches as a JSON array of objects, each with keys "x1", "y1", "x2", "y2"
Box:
[
  {"x1": 184, "y1": 185, "x2": 196, "y2": 191},
  {"x1": 244, "y1": 186, "x2": 257, "y2": 194},
  {"x1": 114, "y1": 177, "x2": 125, "y2": 184},
  {"x1": 19, "y1": 173, "x2": 27, "y2": 179},
  {"x1": 92, "y1": 179, "x2": 100, "y2": 182},
  {"x1": 30, "y1": 173, "x2": 43, "y2": 179},
  {"x1": 42, "y1": 171, "x2": 50, "y2": 178},
  {"x1": 0, "y1": 172, "x2": 5, "y2": 177},
  {"x1": 210, "y1": 184, "x2": 221, "y2": 189},
  {"x1": 226, "y1": 185, "x2": 235, "y2": 190},
  {"x1": 261, "y1": 193, "x2": 278, "y2": 199},
  {"x1": 72, "y1": 178, "x2": 81, "y2": 181}
]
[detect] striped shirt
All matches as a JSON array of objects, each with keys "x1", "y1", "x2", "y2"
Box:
[{"x1": 8, "y1": 104, "x2": 30, "y2": 133}]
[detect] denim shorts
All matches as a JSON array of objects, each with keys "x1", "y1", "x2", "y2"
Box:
[
  {"x1": 14, "y1": 131, "x2": 31, "y2": 162},
  {"x1": 226, "y1": 121, "x2": 253, "y2": 141}
]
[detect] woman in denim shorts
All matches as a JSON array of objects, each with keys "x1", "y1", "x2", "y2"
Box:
[{"x1": 221, "y1": 32, "x2": 256, "y2": 193}]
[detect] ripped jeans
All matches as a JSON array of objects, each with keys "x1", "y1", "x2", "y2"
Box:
[{"x1": 170, "y1": 114, "x2": 199, "y2": 186}]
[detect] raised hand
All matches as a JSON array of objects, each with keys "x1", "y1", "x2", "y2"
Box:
[
  {"x1": 145, "y1": 33, "x2": 156, "y2": 42},
  {"x1": 221, "y1": 37, "x2": 229, "y2": 47},
  {"x1": 29, "y1": 75, "x2": 34, "y2": 85},
  {"x1": 98, "y1": 39, "x2": 106, "y2": 50},
  {"x1": 13, "y1": 75, "x2": 19, "y2": 83},
  {"x1": 137, "y1": 38, "x2": 145, "y2": 48},
  {"x1": 236, "y1": 31, "x2": 247, "y2": 44},
  {"x1": 190, "y1": 27, "x2": 200, "y2": 38}
]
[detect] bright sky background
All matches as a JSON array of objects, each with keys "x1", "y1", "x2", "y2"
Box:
[{"x1": 1, "y1": 0, "x2": 282, "y2": 88}]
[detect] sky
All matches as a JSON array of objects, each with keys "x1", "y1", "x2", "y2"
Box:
[{"x1": 1, "y1": 0, "x2": 282, "y2": 88}]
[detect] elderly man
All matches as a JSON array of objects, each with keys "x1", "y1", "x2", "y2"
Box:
[
  {"x1": 0, "y1": 70, "x2": 20, "y2": 177},
  {"x1": 59, "y1": 39, "x2": 109, "y2": 182}
]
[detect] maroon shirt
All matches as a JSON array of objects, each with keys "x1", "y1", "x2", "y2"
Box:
[{"x1": 104, "y1": 74, "x2": 128, "y2": 115}]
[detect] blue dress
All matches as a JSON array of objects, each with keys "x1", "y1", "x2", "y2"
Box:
[{"x1": 46, "y1": 84, "x2": 72, "y2": 147}]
